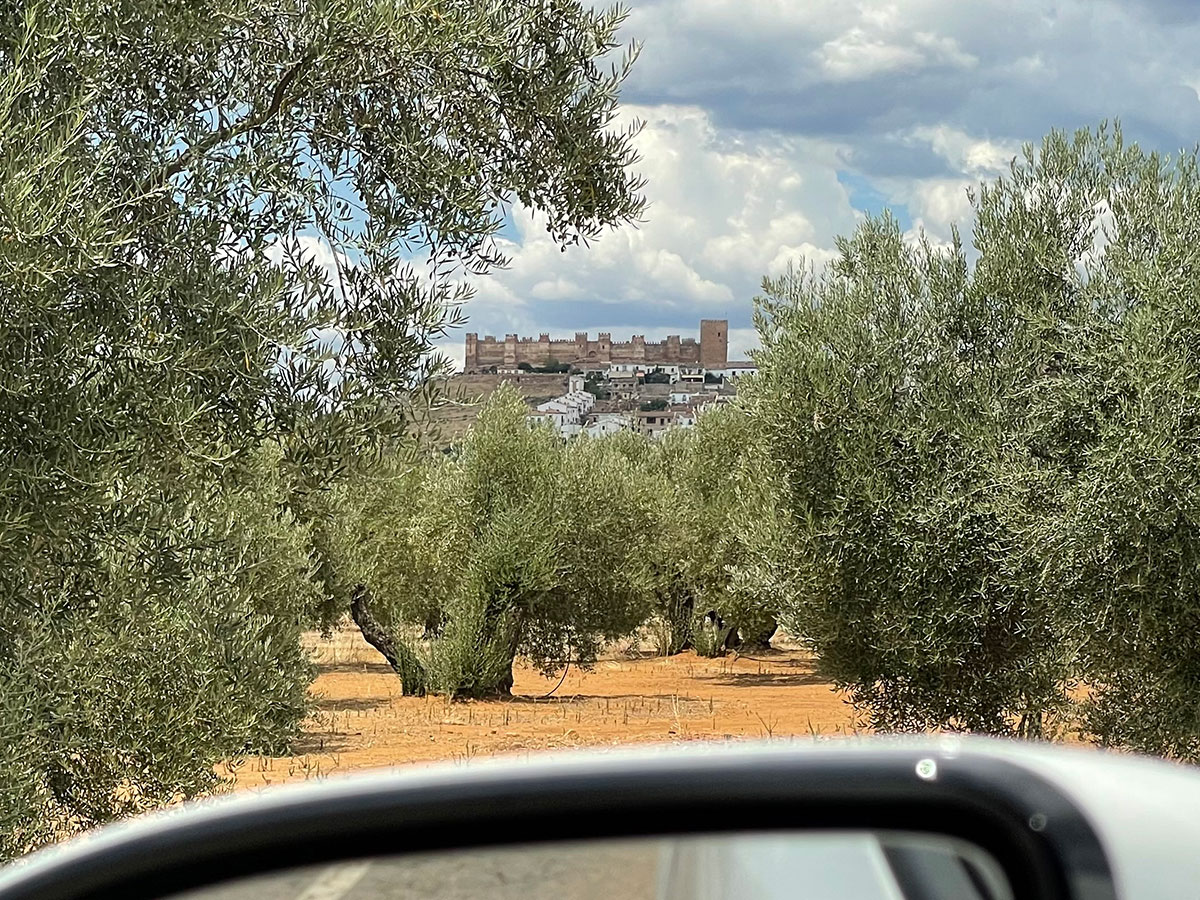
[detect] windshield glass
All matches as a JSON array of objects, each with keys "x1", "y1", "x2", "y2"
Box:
[{"x1": 4, "y1": 0, "x2": 1198, "y2": 873}]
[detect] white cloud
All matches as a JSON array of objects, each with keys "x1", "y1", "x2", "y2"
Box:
[
  {"x1": 872, "y1": 126, "x2": 1022, "y2": 243},
  {"x1": 620, "y1": 0, "x2": 1200, "y2": 175},
  {"x1": 908, "y1": 179, "x2": 975, "y2": 223},
  {"x1": 1078, "y1": 197, "x2": 1116, "y2": 272},
  {"x1": 448, "y1": 104, "x2": 860, "y2": 355},
  {"x1": 437, "y1": 342, "x2": 466, "y2": 372},
  {"x1": 727, "y1": 327, "x2": 763, "y2": 362},
  {"x1": 906, "y1": 125, "x2": 1020, "y2": 176},
  {"x1": 816, "y1": 29, "x2": 927, "y2": 81},
  {"x1": 912, "y1": 32, "x2": 979, "y2": 69},
  {"x1": 431, "y1": 0, "x2": 1200, "y2": 369},
  {"x1": 807, "y1": 5, "x2": 978, "y2": 82},
  {"x1": 263, "y1": 234, "x2": 347, "y2": 279},
  {"x1": 529, "y1": 277, "x2": 585, "y2": 301}
]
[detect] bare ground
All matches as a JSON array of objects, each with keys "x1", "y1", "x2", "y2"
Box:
[{"x1": 227, "y1": 626, "x2": 864, "y2": 789}]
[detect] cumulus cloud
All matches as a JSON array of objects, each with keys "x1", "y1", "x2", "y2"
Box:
[
  {"x1": 905, "y1": 125, "x2": 1021, "y2": 176},
  {"x1": 619, "y1": 0, "x2": 1200, "y2": 163},
  {"x1": 436, "y1": 104, "x2": 858, "y2": 363},
  {"x1": 816, "y1": 28, "x2": 976, "y2": 82},
  {"x1": 816, "y1": 30, "x2": 927, "y2": 82},
  {"x1": 432, "y1": 0, "x2": 1200, "y2": 368},
  {"x1": 863, "y1": 125, "x2": 1022, "y2": 243}
]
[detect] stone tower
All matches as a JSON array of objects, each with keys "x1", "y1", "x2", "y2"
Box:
[
  {"x1": 699, "y1": 319, "x2": 728, "y2": 369},
  {"x1": 465, "y1": 333, "x2": 478, "y2": 371}
]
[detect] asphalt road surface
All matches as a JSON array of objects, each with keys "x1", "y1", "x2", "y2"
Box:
[
  {"x1": 169, "y1": 832, "x2": 1010, "y2": 900},
  {"x1": 174, "y1": 841, "x2": 661, "y2": 900}
]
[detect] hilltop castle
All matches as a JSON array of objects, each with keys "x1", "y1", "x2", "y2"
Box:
[{"x1": 464, "y1": 319, "x2": 729, "y2": 373}]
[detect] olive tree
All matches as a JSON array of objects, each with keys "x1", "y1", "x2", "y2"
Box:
[
  {"x1": 750, "y1": 124, "x2": 1200, "y2": 751},
  {"x1": 974, "y1": 127, "x2": 1200, "y2": 759},
  {"x1": 656, "y1": 405, "x2": 784, "y2": 656},
  {"x1": 747, "y1": 214, "x2": 1068, "y2": 735},
  {"x1": 0, "y1": 447, "x2": 319, "y2": 857},
  {"x1": 1, "y1": 0, "x2": 645, "y2": 853},
  {"x1": 343, "y1": 387, "x2": 657, "y2": 698},
  {"x1": 585, "y1": 430, "x2": 698, "y2": 656}
]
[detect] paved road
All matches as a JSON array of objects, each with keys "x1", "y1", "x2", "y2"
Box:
[
  {"x1": 177, "y1": 841, "x2": 660, "y2": 900},
  {"x1": 174, "y1": 833, "x2": 1007, "y2": 900}
]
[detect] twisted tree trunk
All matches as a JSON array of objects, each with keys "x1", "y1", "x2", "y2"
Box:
[
  {"x1": 349, "y1": 585, "x2": 428, "y2": 696},
  {"x1": 739, "y1": 616, "x2": 778, "y2": 651},
  {"x1": 660, "y1": 582, "x2": 695, "y2": 655}
]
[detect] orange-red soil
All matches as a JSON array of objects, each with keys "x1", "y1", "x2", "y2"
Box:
[{"x1": 228, "y1": 627, "x2": 864, "y2": 789}]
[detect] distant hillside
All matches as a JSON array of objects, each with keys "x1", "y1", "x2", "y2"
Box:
[{"x1": 416, "y1": 373, "x2": 569, "y2": 445}]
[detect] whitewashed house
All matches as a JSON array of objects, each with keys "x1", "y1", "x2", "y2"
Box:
[
  {"x1": 705, "y1": 361, "x2": 758, "y2": 380},
  {"x1": 528, "y1": 386, "x2": 595, "y2": 437},
  {"x1": 584, "y1": 412, "x2": 629, "y2": 438}
]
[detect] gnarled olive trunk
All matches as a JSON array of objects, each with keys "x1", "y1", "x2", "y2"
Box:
[
  {"x1": 659, "y1": 580, "x2": 695, "y2": 655},
  {"x1": 723, "y1": 625, "x2": 743, "y2": 652},
  {"x1": 738, "y1": 616, "x2": 778, "y2": 651},
  {"x1": 349, "y1": 586, "x2": 428, "y2": 696}
]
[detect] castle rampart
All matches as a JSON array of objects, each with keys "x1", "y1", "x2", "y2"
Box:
[{"x1": 464, "y1": 320, "x2": 728, "y2": 373}]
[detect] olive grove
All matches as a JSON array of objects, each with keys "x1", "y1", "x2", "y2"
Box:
[
  {"x1": 0, "y1": 0, "x2": 645, "y2": 856},
  {"x1": 332, "y1": 386, "x2": 660, "y2": 698},
  {"x1": 12, "y1": 3, "x2": 1200, "y2": 858},
  {"x1": 748, "y1": 125, "x2": 1200, "y2": 755}
]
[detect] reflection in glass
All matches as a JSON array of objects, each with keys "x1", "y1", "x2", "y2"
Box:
[{"x1": 174, "y1": 832, "x2": 1012, "y2": 900}]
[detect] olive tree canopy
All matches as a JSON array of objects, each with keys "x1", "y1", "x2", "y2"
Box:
[
  {"x1": 0, "y1": 0, "x2": 645, "y2": 855},
  {"x1": 749, "y1": 125, "x2": 1200, "y2": 755}
]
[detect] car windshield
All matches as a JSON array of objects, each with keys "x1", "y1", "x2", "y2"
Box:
[{"x1": 4, "y1": 0, "x2": 1199, "y2": 880}]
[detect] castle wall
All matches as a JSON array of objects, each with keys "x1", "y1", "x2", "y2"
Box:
[{"x1": 465, "y1": 321, "x2": 723, "y2": 372}]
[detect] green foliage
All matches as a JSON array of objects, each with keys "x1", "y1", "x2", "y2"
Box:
[
  {"x1": 749, "y1": 211, "x2": 1067, "y2": 736},
  {"x1": 583, "y1": 429, "x2": 696, "y2": 654},
  {"x1": 658, "y1": 405, "x2": 784, "y2": 653},
  {"x1": 593, "y1": 404, "x2": 784, "y2": 657},
  {"x1": 0, "y1": 449, "x2": 317, "y2": 858},
  {"x1": 0, "y1": 0, "x2": 646, "y2": 854},
  {"x1": 337, "y1": 387, "x2": 658, "y2": 697},
  {"x1": 970, "y1": 126, "x2": 1200, "y2": 758},
  {"x1": 640, "y1": 398, "x2": 669, "y2": 411},
  {"x1": 749, "y1": 125, "x2": 1200, "y2": 754}
]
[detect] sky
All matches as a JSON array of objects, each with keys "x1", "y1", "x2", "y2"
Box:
[{"x1": 435, "y1": 0, "x2": 1200, "y2": 369}]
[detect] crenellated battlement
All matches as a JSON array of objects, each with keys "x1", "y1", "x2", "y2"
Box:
[{"x1": 464, "y1": 320, "x2": 726, "y2": 373}]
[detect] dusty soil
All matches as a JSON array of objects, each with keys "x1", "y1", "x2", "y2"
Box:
[{"x1": 228, "y1": 626, "x2": 863, "y2": 789}]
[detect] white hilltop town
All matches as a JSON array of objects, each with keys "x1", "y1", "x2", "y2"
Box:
[{"x1": 462, "y1": 320, "x2": 757, "y2": 440}]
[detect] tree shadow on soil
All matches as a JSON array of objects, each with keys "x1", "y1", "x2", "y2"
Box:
[
  {"x1": 314, "y1": 660, "x2": 396, "y2": 675},
  {"x1": 315, "y1": 695, "x2": 394, "y2": 712},
  {"x1": 695, "y1": 668, "x2": 830, "y2": 688}
]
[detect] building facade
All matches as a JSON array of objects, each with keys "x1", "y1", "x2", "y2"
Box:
[{"x1": 465, "y1": 320, "x2": 729, "y2": 373}]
